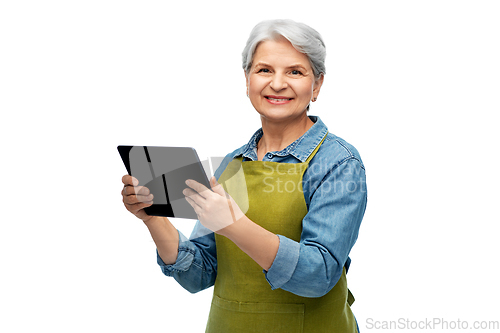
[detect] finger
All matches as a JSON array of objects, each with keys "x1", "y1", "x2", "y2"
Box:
[
  {"x1": 135, "y1": 192, "x2": 154, "y2": 203},
  {"x1": 185, "y1": 179, "x2": 210, "y2": 198},
  {"x1": 123, "y1": 185, "x2": 150, "y2": 196},
  {"x1": 123, "y1": 192, "x2": 154, "y2": 205},
  {"x1": 185, "y1": 195, "x2": 202, "y2": 216},
  {"x1": 183, "y1": 188, "x2": 205, "y2": 206},
  {"x1": 122, "y1": 175, "x2": 139, "y2": 186},
  {"x1": 126, "y1": 200, "x2": 153, "y2": 214},
  {"x1": 122, "y1": 186, "x2": 138, "y2": 197},
  {"x1": 210, "y1": 176, "x2": 227, "y2": 197}
]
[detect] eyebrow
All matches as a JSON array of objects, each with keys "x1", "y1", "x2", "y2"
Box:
[
  {"x1": 287, "y1": 64, "x2": 308, "y2": 70},
  {"x1": 253, "y1": 62, "x2": 308, "y2": 70}
]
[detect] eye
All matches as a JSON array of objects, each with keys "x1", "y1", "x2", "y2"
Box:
[
  {"x1": 291, "y1": 69, "x2": 303, "y2": 75},
  {"x1": 257, "y1": 68, "x2": 271, "y2": 73}
]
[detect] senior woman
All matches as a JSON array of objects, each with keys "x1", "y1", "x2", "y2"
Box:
[{"x1": 122, "y1": 19, "x2": 367, "y2": 332}]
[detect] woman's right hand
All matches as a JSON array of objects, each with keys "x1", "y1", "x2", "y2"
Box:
[
  {"x1": 122, "y1": 175, "x2": 179, "y2": 265},
  {"x1": 122, "y1": 175, "x2": 154, "y2": 222}
]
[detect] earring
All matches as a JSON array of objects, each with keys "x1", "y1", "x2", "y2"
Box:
[{"x1": 312, "y1": 97, "x2": 317, "y2": 102}]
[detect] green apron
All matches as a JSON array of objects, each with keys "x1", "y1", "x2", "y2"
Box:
[{"x1": 206, "y1": 134, "x2": 357, "y2": 333}]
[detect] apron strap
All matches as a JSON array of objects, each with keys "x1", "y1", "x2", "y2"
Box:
[{"x1": 305, "y1": 131, "x2": 328, "y2": 164}]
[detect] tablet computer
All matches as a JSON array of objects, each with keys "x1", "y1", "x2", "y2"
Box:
[{"x1": 118, "y1": 145, "x2": 212, "y2": 219}]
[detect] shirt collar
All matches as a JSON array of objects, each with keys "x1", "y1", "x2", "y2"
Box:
[{"x1": 232, "y1": 115, "x2": 328, "y2": 162}]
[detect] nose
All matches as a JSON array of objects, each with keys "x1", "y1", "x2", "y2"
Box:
[{"x1": 269, "y1": 74, "x2": 288, "y2": 91}]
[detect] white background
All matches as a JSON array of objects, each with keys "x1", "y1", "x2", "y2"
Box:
[{"x1": 1, "y1": 1, "x2": 499, "y2": 332}]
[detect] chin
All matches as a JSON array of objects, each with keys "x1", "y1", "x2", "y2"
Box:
[{"x1": 258, "y1": 109, "x2": 304, "y2": 121}]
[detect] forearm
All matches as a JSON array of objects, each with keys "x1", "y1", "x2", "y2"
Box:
[
  {"x1": 156, "y1": 222, "x2": 218, "y2": 293},
  {"x1": 218, "y1": 215, "x2": 279, "y2": 271},
  {"x1": 144, "y1": 216, "x2": 179, "y2": 265}
]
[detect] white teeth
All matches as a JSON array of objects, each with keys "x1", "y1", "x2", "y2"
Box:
[{"x1": 268, "y1": 97, "x2": 290, "y2": 101}]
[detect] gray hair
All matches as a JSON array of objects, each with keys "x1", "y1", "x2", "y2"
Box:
[{"x1": 242, "y1": 19, "x2": 326, "y2": 80}]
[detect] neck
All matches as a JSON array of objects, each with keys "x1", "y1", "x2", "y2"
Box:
[{"x1": 258, "y1": 113, "x2": 314, "y2": 154}]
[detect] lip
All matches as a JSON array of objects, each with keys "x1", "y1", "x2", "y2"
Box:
[{"x1": 264, "y1": 95, "x2": 293, "y2": 105}]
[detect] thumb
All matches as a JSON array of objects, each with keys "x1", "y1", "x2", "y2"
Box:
[{"x1": 210, "y1": 176, "x2": 226, "y2": 196}]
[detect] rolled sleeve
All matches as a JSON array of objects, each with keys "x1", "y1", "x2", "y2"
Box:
[
  {"x1": 264, "y1": 235, "x2": 300, "y2": 290},
  {"x1": 157, "y1": 231, "x2": 195, "y2": 275},
  {"x1": 156, "y1": 224, "x2": 218, "y2": 294}
]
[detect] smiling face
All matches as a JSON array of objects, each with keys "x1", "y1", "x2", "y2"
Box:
[{"x1": 245, "y1": 37, "x2": 323, "y2": 123}]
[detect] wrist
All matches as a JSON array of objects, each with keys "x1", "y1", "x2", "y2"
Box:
[
  {"x1": 142, "y1": 215, "x2": 157, "y2": 224},
  {"x1": 142, "y1": 216, "x2": 172, "y2": 230},
  {"x1": 216, "y1": 214, "x2": 247, "y2": 239}
]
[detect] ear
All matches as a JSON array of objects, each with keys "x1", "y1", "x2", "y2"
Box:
[
  {"x1": 312, "y1": 73, "x2": 324, "y2": 99},
  {"x1": 244, "y1": 70, "x2": 249, "y2": 93}
]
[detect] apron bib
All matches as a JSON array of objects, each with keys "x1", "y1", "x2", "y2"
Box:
[{"x1": 206, "y1": 134, "x2": 357, "y2": 333}]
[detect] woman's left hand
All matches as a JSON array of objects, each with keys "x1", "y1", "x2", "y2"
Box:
[{"x1": 183, "y1": 176, "x2": 245, "y2": 233}]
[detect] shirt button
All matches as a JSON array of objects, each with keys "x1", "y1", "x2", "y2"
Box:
[{"x1": 266, "y1": 153, "x2": 273, "y2": 159}]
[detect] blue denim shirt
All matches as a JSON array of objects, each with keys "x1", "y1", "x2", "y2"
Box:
[{"x1": 157, "y1": 116, "x2": 367, "y2": 298}]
